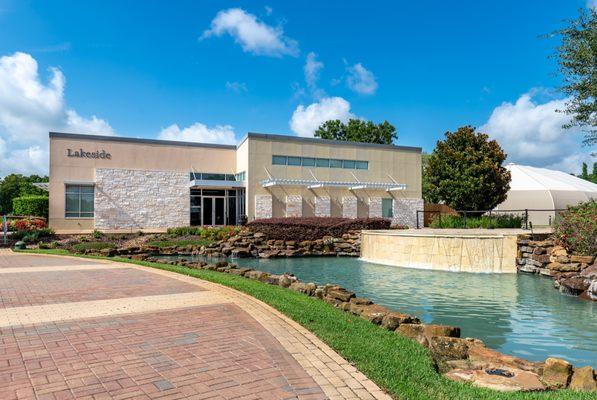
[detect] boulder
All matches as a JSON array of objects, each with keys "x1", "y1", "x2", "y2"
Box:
[
  {"x1": 359, "y1": 304, "x2": 390, "y2": 324},
  {"x1": 326, "y1": 287, "x2": 355, "y2": 302},
  {"x1": 428, "y1": 337, "x2": 470, "y2": 362},
  {"x1": 571, "y1": 255, "x2": 595, "y2": 264},
  {"x1": 580, "y1": 264, "x2": 597, "y2": 279},
  {"x1": 245, "y1": 270, "x2": 269, "y2": 282},
  {"x1": 558, "y1": 277, "x2": 589, "y2": 295},
  {"x1": 231, "y1": 247, "x2": 251, "y2": 258},
  {"x1": 278, "y1": 274, "x2": 294, "y2": 288},
  {"x1": 423, "y1": 324, "x2": 461, "y2": 338},
  {"x1": 445, "y1": 368, "x2": 546, "y2": 392},
  {"x1": 569, "y1": 366, "x2": 596, "y2": 391},
  {"x1": 396, "y1": 324, "x2": 427, "y2": 345},
  {"x1": 380, "y1": 312, "x2": 420, "y2": 330},
  {"x1": 467, "y1": 342, "x2": 542, "y2": 374},
  {"x1": 289, "y1": 282, "x2": 316, "y2": 296},
  {"x1": 542, "y1": 357, "x2": 572, "y2": 388},
  {"x1": 548, "y1": 262, "x2": 581, "y2": 272}
]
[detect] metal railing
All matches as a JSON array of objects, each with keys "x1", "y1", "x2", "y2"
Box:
[{"x1": 415, "y1": 208, "x2": 567, "y2": 229}]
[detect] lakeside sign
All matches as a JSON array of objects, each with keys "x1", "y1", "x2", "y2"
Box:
[{"x1": 67, "y1": 148, "x2": 111, "y2": 159}]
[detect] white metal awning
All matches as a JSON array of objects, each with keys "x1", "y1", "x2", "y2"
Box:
[
  {"x1": 190, "y1": 179, "x2": 246, "y2": 188},
  {"x1": 261, "y1": 178, "x2": 406, "y2": 192},
  {"x1": 32, "y1": 182, "x2": 49, "y2": 191}
]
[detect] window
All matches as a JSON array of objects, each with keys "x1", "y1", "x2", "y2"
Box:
[
  {"x1": 235, "y1": 171, "x2": 246, "y2": 181},
  {"x1": 287, "y1": 156, "x2": 302, "y2": 166},
  {"x1": 316, "y1": 158, "x2": 330, "y2": 167},
  {"x1": 382, "y1": 198, "x2": 394, "y2": 218},
  {"x1": 342, "y1": 160, "x2": 356, "y2": 169},
  {"x1": 272, "y1": 155, "x2": 287, "y2": 165},
  {"x1": 356, "y1": 161, "x2": 368, "y2": 170},
  {"x1": 302, "y1": 157, "x2": 316, "y2": 166},
  {"x1": 329, "y1": 159, "x2": 343, "y2": 168},
  {"x1": 65, "y1": 185, "x2": 94, "y2": 218}
]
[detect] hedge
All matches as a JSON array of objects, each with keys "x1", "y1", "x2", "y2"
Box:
[
  {"x1": 247, "y1": 217, "x2": 391, "y2": 241},
  {"x1": 554, "y1": 199, "x2": 597, "y2": 256},
  {"x1": 12, "y1": 195, "x2": 49, "y2": 218}
]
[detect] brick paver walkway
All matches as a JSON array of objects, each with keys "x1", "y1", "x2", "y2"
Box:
[{"x1": 0, "y1": 249, "x2": 391, "y2": 400}]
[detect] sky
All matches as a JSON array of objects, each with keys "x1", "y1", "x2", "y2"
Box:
[{"x1": 0, "y1": 0, "x2": 595, "y2": 177}]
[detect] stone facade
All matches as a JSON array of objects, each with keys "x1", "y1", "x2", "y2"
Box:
[
  {"x1": 314, "y1": 196, "x2": 331, "y2": 217},
  {"x1": 255, "y1": 195, "x2": 272, "y2": 219},
  {"x1": 94, "y1": 168, "x2": 188, "y2": 230},
  {"x1": 342, "y1": 196, "x2": 357, "y2": 219},
  {"x1": 368, "y1": 197, "x2": 382, "y2": 218},
  {"x1": 285, "y1": 195, "x2": 303, "y2": 217},
  {"x1": 392, "y1": 198, "x2": 424, "y2": 228}
]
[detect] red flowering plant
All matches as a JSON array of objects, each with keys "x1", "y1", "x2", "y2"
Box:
[
  {"x1": 14, "y1": 218, "x2": 47, "y2": 231},
  {"x1": 553, "y1": 199, "x2": 597, "y2": 256}
]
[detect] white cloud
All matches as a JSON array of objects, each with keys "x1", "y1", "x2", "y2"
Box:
[
  {"x1": 346, "y1": 63, "x2": 378, "y2": 95},
  {"x1": 200, "y1": 8, "x2": 299, "y2": 57},
  {"x1": 158, "y1": 123, "x2": 236, "y2": 145},
  {"x1": 588, "y1": 0, "x2": 597, "y2": 10},
  {"x1": 225, "y1": 81, "x2": 248, "y2": 93},
  {"x1": 264, "y1": 6, "x2": 273, "y2": 16},
  {"x1": 0, "y1": 52, "x2": 114, "y2": 177},
  {"x1": 289, "y1": 97, "x2": 354, "y2": 137},
  {"x1": 304, "y1": 52, "x2": 325, "y2": 99},
  {"x1": 479, "y1": 90, "x2": 594, "y2": 174}
]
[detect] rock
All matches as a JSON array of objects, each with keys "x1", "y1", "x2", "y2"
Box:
[
  {"x1": 467, "y1": 342, "x2": 542, "y2": 374},
  {"x1": 278, "y1": 274, "x2": 294, "y2": 288},
  {"x1": 552, "y1": 246, "x2": 568, "y2": 256},
  {"x1": 423, "y1": 324, "x2": 461, "y2": 338},
  {"x1": 314, "y1": 286, "x2": 325, "y2": 299},
  {"x1": 445, "y1": 368, "x2": 546, "y2": 392},
  {"x1": 548, "y1": 262, "x2": 581, "y2": 272},
  {"x1": 359, "y1": 304, "x2": 390, "y2": 324},
  {"x1": 253, "y1": 232, "x2": 266, "y2": 238},
  {"x1": 396, "y1": 324, "x2": 427, "y2": 345},
  {"x1": 580, "y1": 264, "x2": 597, "y2": 279},
  {"x1": 531, "y1": 254, "x2": 551, "y2": 264},
  {"x1": 558, "y1": 277, "x2": 589, "y2": 295},
  {"x1": 542, "y1": 357, "x2": 572, "y2": 388},
  {"x1": 231, "y1": 247, "x2": 251, "y2": 258},
  {"x1": 267, "y1": 274, "x2": 281, "y2": 286},
  {"x1": 326, "y1": 287, "x2": 355, "y2": 302},
  {"x1": 380, "y1": 312, "x2": 420, "y2": 330},
  {"x1": 518, "y1": 265, "x2": 538, "y2": 274},
  {"x1": 100, "y1": 248, "x2": 116, "y2": 257},
  {"x1": 571, "y1": 255, "x2": 595, "y2": 264},
  {"x1": 428, "y1": 337, "x2": 470, "y2": 362},
  {"x1": 289, "y1": 282, "x2": 316, "y2": 296},
  {"x1": 245, "y1": 270, "x2": 269, "y2": 282},
  {"x1": 586, "y1": 280, "x2": 597, "y2": 301},
  {"x1": 569, "y1": 366, "x2": 596, "y2": 391}
]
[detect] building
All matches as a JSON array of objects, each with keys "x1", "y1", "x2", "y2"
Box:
[
  {"x1": 48, "y1": 132, "x2": 423, "y2": 233},
  {"x1": 494, "y1": 163, "x2": 597, "y2": 226}
]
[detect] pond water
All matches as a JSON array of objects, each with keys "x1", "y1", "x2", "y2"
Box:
[{"x1": 157, "y1": 255, "x2": 597, "y2": 368}]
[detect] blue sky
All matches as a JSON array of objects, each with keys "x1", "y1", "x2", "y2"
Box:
[{"x1": 0, "y1": 0, "x2": 595, "y2": 176}]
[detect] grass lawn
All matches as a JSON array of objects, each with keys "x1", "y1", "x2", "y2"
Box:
[{"x1": 20, "y1": 249, "x2": 592, "y2": 400}]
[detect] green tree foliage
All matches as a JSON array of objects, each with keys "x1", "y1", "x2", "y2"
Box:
[
  {"x1": 581, "y1": 162, "x2": 589, "y2": 180},
  {"x1": 578, "y1": 161, "x2": 597, "y2": 183},
  {"x1": 0, "y1": 174, "x2": 48, "y2": 214},
  {"x1": 314, "y1": 119, "x2": 397, "y2": 144},
  {"x1": 423, "y1": 126, "x2": 511, "y2": 211},
  {"x1": 553, "y1": 8, "x2": 596, "y2": 145},
  {"x1": 12, "y1": 196, "x2": 49, "y2": 218}
]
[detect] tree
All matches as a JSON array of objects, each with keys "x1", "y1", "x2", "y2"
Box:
[
  {"x1": 553, "y1": 8, "x2": 596, "y2": 145},
  {"x1": 315, "y1": 119, "x2": 397, "y2": 144},
  {"x1": 0, "y1": 174, "x2": 48, "y2": 214},
  {"x1": 423, "y1": 126, "x2": 511, "y2": 212},
  {"x1": 581, "y1": 162, "x2": 589, "y2": 180}
]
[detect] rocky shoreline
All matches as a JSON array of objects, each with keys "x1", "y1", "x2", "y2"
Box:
[
  {"x1": 517, "y1": 235, "x2": 596, "y2": 301},
  {"x1": 133, "y1": 255, "x2": 595, "y2": 393}
]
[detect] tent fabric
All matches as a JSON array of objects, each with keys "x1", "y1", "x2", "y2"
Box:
[{"x1": 494, "y1": 164, "x2": 597, "y2": 226}]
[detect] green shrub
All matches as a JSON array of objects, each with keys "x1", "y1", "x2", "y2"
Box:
[
  {"x1": 166, "y1": 226, "x2": 240, "y2": 240},
  {"x1": 12, "y1": 195, "x2": 49, "y2": 218},
  {"x1": 92, "y1": 229, "x2": 103, "y2": 239},
  {"x1": 430, "y1": 214, "x2": 523, "y2": 229},
  {"x1": 554, "y1": 199, "x2": 597, "y2": 255},
  {"x1": 72, "y1": 242, "x2": 116, "y2": 252},
  {"x1": 11, "y1": 228, "x2": 54, "y2": 242},
  {"x1": 147, "y1": 238, "x2": 212, "y2": 248}
]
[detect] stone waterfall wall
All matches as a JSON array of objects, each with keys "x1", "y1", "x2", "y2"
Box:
[
  {"x1": 314, "y1": 196, "x2": 331, "y2": 217},
  {"x1": 94, "y1": 168, "x2": 188, "y2": 230},
  {"x1": 285, "y1": 195, "x2": 303, "y2": 217},
  {"x1": 255, "y1": 195, "x2": 273, "y2": 219},
  {"x1": 342, "y1": 196, "x2": 357, "y2": 218},
  {"x1": 368, "y1": 197, "x2": 382, "y2": 218},
  {"x1": 392, "y1": 198, "x2": 424, "y2": 228}
]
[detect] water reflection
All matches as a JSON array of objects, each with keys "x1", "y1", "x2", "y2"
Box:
[{"x1": 157, "y1": 255, "x2": 597, "y2": 367}]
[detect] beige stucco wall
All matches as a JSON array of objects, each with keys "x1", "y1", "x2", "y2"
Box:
[
  {"x1": 244, "y1": 135, "x2": 422, "y2": 221},
  {"x1": 49, "y1": 134, "x2": 236, "y2": 232},
  {"x1": 361, "y1": 230, "x2": 518, "y2": 273}
]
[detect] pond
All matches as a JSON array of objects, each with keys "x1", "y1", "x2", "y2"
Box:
[{"x1": 157, "y1": 255, "x2": 597, "y2": 368}]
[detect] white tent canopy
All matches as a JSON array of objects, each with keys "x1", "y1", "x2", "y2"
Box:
[{"x1": 494, "y1": 164, "x2": 597, "y2": 226}]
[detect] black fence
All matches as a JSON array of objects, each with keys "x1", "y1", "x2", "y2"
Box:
[{"x1": 415, "y1": 208, "x2": 567, "y2": 229}]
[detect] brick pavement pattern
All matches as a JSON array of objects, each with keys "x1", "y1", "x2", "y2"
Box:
[{"x1": 0, "y1": 250, "x2": 391, "y2": 400}]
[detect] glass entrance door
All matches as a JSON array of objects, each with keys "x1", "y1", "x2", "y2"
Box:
[{"x1": 202, "y1": 196, "x2": 226, "y2": 226}]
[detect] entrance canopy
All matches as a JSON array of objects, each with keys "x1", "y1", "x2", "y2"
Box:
[{"x1": 261, "y1": 177, "x2": 406, "y2": 192}]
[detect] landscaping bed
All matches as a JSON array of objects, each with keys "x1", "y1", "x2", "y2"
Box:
[{"x1": 20, "y1": 248, "x2": 596, "y2": 399}]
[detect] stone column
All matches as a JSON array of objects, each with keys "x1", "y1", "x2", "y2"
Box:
[
  {"x1": 314, "y1": 196, "x2": 331, "y2": 217},
  {"x1": 255, "y1": 194, "x2": 273, "y2": 219},
  {"x1": 286, "y1": 195, "x2": 303, "y2": 217},
  {"x1": 392, "y1": 198, "x2": 424, "y2": 228},
  {"x1": 342, "y1": 196, "x2": 358, "y2": 219},
  {"x1": 368, "y1": 197, "x2": 382, "y2": 218}
]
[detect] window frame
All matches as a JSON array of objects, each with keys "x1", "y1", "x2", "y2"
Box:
[
  {"x1": 382, "y1": 198, "x2": 394, "y2": 218},
  {"x1": 272, "y1": 155, "x2": 288, "y2": 165},
  {"x1": 65, "y1": 184, "x2": 95, "y2": 219}
]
